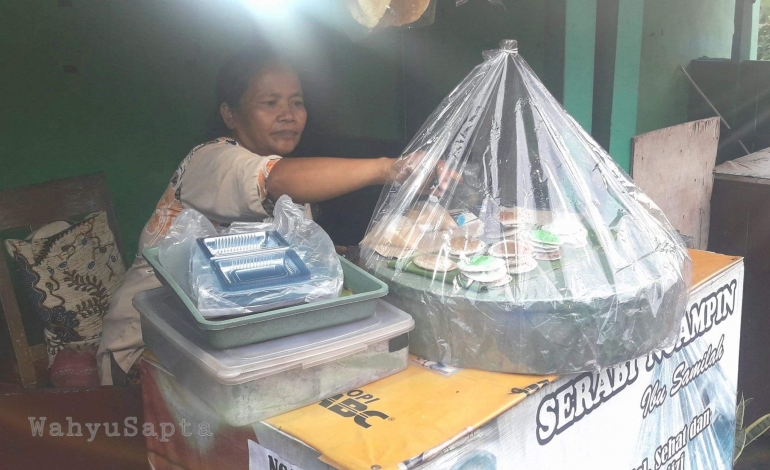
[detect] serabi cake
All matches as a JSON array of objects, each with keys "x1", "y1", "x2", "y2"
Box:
[
  {"x1": 414, "y1": 254, "x2": 457, "y2": 273},
  {"x1": 447, "y1": 237, "x2": 486, "y2": 257}
]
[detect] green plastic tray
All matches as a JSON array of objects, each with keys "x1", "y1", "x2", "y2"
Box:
[{"x1": 142, "y1": 247, "x2": 388, "y2": 349}]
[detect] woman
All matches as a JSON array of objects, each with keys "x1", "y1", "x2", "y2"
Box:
[{"x1": 97, "y1": 50, "x2": 452, "y2": 385}]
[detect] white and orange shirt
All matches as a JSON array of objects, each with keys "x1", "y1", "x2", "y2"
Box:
[{"x1": 97, "y1": 137, "x2": 281, "y2": 384}]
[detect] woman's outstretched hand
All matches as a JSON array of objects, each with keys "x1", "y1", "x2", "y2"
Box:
[
  {"x1": 265, "y1": 152, "x2": 461, "y2": 205},
  {"x1": 385, "y1": 151, "x2": 462, "y2": 197}
]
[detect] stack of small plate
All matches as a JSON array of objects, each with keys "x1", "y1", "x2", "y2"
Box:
[
  {"x1": 488, "y1": 240, "x2": 538, "y2": 275},
  {"x1": 497, "y1": 208, "x2": 534, "y2": 238},
  {"x1": 446, "y1": 236, "x2": 487, "y2": 260},
  {"x1": 456, "y1": 255, "x2": 510, "y2": 288},
  {"x1": 545, "y1": 216, "x2": 589, "y2": 248},
  {"x1": 374, "y1": 244, "x2": 418, "y2": 260},
  {"x1": 528, "y1": 229, "x2": 563, "y2": 261},
  {"x1": 413, "y1": 254, "x2": 458, "y2": 273}
]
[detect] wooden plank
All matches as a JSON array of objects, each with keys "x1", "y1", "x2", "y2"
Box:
[
  {"x1": 0, "y1": 257, "x2": 37, "y2": 386},
  {"x1": 631, "y1": 117, "x2": 720, "y2": 250}
]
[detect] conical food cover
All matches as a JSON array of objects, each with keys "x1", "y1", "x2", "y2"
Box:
[{"x1": 360, "y1": 40, "x2": 692, "y2": 374}]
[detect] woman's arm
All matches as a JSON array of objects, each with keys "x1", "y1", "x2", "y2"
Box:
[{"x1": 265, "y1": 157, "x2": 393, "y2": 204}]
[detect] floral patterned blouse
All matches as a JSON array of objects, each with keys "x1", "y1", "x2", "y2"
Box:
[
  {"x1": 140, "y1": 137, "x2": 281, "y2": 254},
  {"x1": 97, "y1": 137, "x2": 281, "y2": 384}
]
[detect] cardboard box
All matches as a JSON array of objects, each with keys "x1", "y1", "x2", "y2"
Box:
[{"x1": 141, "y1": 251, "x2": 744, "y2": 470}]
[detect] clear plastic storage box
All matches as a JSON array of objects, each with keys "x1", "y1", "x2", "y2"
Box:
[{"x1": 136, "y1": 288, "x2": 414, "y2": 426}]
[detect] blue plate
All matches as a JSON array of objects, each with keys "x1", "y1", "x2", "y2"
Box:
[
  {"x1": 198, "y1": 231, "x2": 289, "y2": 259},
  {"x1": 212, "y1": 248, "x2": 311, "y2": 292}
]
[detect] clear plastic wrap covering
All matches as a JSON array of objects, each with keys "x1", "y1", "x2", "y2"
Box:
[
  {"x1": 360, "y1": 40, "x2": 692, "y2": 374},
  {"x1": 159, "y1": 195, "x2": 343, "y2": 319}
]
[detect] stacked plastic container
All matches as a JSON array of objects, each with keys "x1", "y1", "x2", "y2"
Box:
[{"x1": 137, "y1": 230, "x2": 414, "y2": 426}]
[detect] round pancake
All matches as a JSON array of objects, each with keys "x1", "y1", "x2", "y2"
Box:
[
  {"x1": 506, "y1": 257, "x2": 536, "y2": 270},
  {"x1": 506, "y1": 253, "x2": 536, "y2": 264},
  {"x1": 498, "y1": 210, "x2": 524, "y2": 227},
  {"x1": 488, "y1": 240, "x2": 533, "y2": 258},
  {"x1": 414, "y1": 254, "x2": 457, "y2": 272},
  {"x1": 500, "y1": 231, "x2": 529, "y2": 244},
  {"x1": 416, "y1": 231, "x2": 450, "y2": 253},
  {"x1": 406, "y1": 202, "x2": 459, "y2": 231},
  {"x1": 447, "y1": 237, "x2": 486, "y2": 257},
  {"x1": 532, "y1": 250, "x2": 562, "y2": 261},
  {"x1": 530, "y1": 243, "x2": 560, "y2": 253},
  {"x1": 507, "y1": 257, "x2": 538, "y2": 274},
  {"x1": 457, "y1": 255, "x2": 506, "y2": 273},
  {"x1": 498, "y1": 207, "x2": 535, "y2": 226},
  {"x1": 503, "y1": 225, "x2": 525, "y2": 235}
]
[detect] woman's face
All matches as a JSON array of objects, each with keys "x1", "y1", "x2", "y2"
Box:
[{"x1": 222, "y1": 62, "x2": 307, "y2": 156}]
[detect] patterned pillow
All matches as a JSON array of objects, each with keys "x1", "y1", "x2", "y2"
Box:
[{"x1": 4, "y1": 212, "x2": 126, "y2": 365}]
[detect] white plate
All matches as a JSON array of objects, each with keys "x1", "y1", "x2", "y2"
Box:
[
  {"x1": 447, "y1": 238, "x2": 487, "y2": 258},
  {"x1": 374, "y1": 244, "x2": 417, "y2": 259},
  {"x1": 484, "y1": 274, "x2": 513, "y2": 288},
  {"x1": 532, "y1": 251, "x2": 562, "y2": 261},
  {"x1": 456, "y1": 256, "x2": 506, "y2": 273},
  {"x1": 414, "y1": 254, "x2": 457, "y2": 272},
  {"x1": 507, "y1": 257, "x2": 538, "y2": 274},
  {"x1": 462, "y1": 267, "x2": 509, "y2": 283}
]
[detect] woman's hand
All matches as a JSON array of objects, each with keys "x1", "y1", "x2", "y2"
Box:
[
  {"x1": 265, "y1": 153, "x2": 461, "y2": 205},
  {"x1": 384, "y1": 151, "x2": 462, "y2": 197}
]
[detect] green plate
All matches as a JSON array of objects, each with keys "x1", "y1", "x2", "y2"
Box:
[
  {"x1": 530, "y1": 229, "x2": 561, "y2": 245},
  {"x1": 142, "y1": 247, "x2": 388, "y2": 349}
]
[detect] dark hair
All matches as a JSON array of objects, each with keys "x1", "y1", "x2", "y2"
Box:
[{"x1": 204, "y1": 47, "x2": 286, "y2": 140}]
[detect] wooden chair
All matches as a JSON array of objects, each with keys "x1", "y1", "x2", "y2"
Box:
[{"x1": 0, "y1": 172, "x2": 123, "y2": 387}]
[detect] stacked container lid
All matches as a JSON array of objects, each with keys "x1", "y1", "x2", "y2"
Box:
[
  {"x1": 139, "y1": 232, "x2": 413, "y2": 425},
  {"x1": 137, "y1": 288, "x2": 413, "y2": 426},
  {"x1": 144, "y1": 236, "x2": 391, "y2": 347}
]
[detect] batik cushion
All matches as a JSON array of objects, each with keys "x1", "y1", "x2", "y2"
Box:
[{"x1": 4, "y1": 212, "x2": 126, "y2": 365}]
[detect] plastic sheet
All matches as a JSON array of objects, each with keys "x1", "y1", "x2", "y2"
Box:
[
  {"x1": 360, "y1": 40, "x2": 692, "y2": 374},
  {"x1": 159, "y1": 196, "x2": 343, "y2": 319}
]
